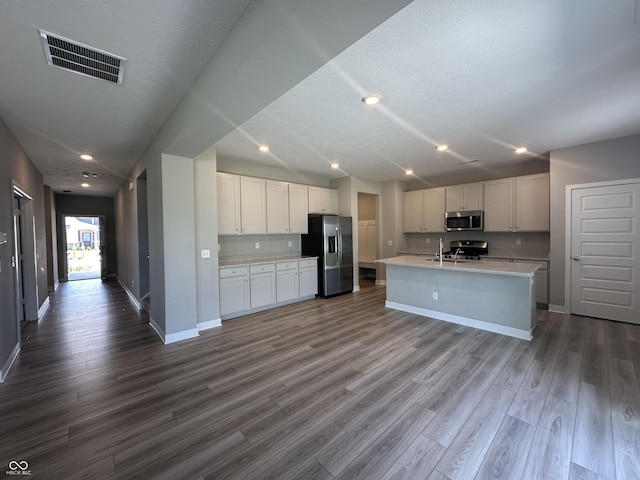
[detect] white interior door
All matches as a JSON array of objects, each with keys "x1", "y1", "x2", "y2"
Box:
[{"x1": 570, "y1": 182, "x2": 640, "y2": 324}]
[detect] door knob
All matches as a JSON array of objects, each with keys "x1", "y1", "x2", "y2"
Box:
[{"x1": 572, "y1": 256, "x2": 580, "y2": 261}]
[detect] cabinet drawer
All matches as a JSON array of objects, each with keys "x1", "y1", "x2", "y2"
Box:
[
  {"x1": 276, "y1": 261, "x2": 298, "y2": 271},
  {"x1": 250, "y1": 263, "x2": 275, "y2": 274},
  {"x1": 219, "y1": 266, "x2": 249, "y2": 278},
  {"x1": 299, "y1": 258, "x2": 316, "y2": 268}
]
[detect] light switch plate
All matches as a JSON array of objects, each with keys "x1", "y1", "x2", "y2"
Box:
[
  {"x1": 201, "y1": 249, "x2": 211, "y2": 259},
  {"x1": 387, "y1": 240, "x2": 393, "y2": 246},
  {"x1": 255, "y1": 242, "x2": 260, "y2": 249}
]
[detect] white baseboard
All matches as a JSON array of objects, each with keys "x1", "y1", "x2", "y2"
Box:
[
  {"x1": 0, "y1": 343, "x2": 20, "y2": 383},
  {"x1": 38, "y1": 296, "x2": 50, "y2": 318},
  {"x1": 118, "y1": 279, "x2": 141, "y2": 310},
  {"x1": 164, "y1": 328, "x2": 199, "y2": 345},
  {"x1": 198, "y1": 319, "x2": 222, "y2": 331},
  {"x1": 148, "y1": 316, "x2": 199, "y2": 345},
  {"x1": 548, "y1": 304, "x2": 569, "y2": 314},
  {"x1": 385, "y1": 301, "x2": 533, "y2": 341},
  {"x1": 353, "y1": 286, "x2": 360, "y2": 292},
  {"x1": 375, "y1": 279, "x2": 386, "y2": 286}
]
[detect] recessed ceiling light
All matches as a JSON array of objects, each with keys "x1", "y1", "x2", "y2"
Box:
[
  {"x1": 258, "y1": 145, "x2": 269, "y2": 152},
  {"x1": 405, "y1": 169, "x2": 413, "y2": 175},
  {"x1": 515, "y1": 147, "x2": 527, "y2": 154},
  {"x1": 361, "y1": 94, "x2": 381, "y2": 105},
  {"x1": 81, "y1": 182, "x2": 90, "y2": 188},
  {"x1": 80, "y1": 154, "x2": 93, "y2": 160},
  {"x1": 436, "y1": 145, "x2": 448, "y2": 151},
  {"x1": 331, "y1": 163, "x2": 339, "y2": 169},
  {"x1": 92, "y1": 173, "x2": 98, "y2": 178},
  {"x1": 82, "y1": 172, "x2": 89, "y2": 178}
]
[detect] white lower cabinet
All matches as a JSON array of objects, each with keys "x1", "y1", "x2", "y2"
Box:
[
  {"x1": 219, "y1": 266, "x2": 250, "y2": 316},
  {"x1": 276, "y1": 261, "x2": 299, "y2": 302},
  {"x1": 220, "y1": 258, "x2": 318, "y2": 319},
  {"x1": 298, "y1": 259, "x2": 318, "y2": 298},
  {"x1": 250, "y1": 264, "x2": 276, "y2": 308}
]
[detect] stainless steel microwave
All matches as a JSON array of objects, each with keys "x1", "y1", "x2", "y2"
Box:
[{"x1": 445, "y1": 210, "x2": 484, "y2": 231}]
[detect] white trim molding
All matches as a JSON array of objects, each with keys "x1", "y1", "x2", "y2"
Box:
[
  {"x1": 548, "y1": 304, "x2": 568, "y2": 314},
  {"x1": 38, "y1": 296, "x2": 50, "y2": 318},
  {"x1": 0, "y1": 343, "x2": 20, "y2": 383},
  {"x1": 148, "y1": 317, "x2": 199, "y2": 345},
  {"x1": 198, "y1": 319, "x2": 222, "y2": 331},
  {"x1": 375, "y1": 279, "x2": 386, "y2": 286},
  {"x1": 564, "y1": 177, "x2": 640, "y2": 317},
  {"x1": 385, "y1": 301, "x2": 533, "y2": 341},
  {"x1": 118, "y1": 279, "x2": 141, "y2": 310}
]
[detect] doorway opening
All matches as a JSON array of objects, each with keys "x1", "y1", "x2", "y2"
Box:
[
  {"x1": 64, "y1": 215, "x2": 104, "y2": 281},
  {"x1": 357, "y1": 192, "x2": 379, "y2": 288},
  {"x1": 13, "y1": 186, "x2": 38, "y2": 328}
]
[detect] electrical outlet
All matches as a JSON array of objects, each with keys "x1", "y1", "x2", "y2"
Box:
[
  {"x1": 288, "y1": 241, "x2": 292, "y2": 247},
  {"x1": 387, "y1": 240, "x2": 393, "y2": 246},
  {"x1": 201, "y1": 249, "x2": 211, "y2": 259},
  {"x1": 255, "y1": 242, "x2": 260, "y2": 249},
  {"x1": 426, "y1": 238, "x2": 430, "y2": 243},
  {"x1": 432, "y1": 291, "x2": 438, "y2": 301},
  {"x1": 218, "y1": 243, "x2": 221, "y2": 251},
  {"x1": 516, "y1": 238, "x2": 521, "y2": 246}
]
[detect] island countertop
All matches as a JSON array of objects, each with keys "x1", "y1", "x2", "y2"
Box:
[{"x1": 377, "y1": 255, "x2": 540, "y2": 277}]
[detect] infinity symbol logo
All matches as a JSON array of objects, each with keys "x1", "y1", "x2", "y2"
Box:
[{"x1": 8, "y1": 460, "x2": 29, "y2": 471}]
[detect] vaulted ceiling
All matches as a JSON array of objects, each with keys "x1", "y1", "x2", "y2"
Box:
[{"x1": 1, "y1": 0, "x2": 639, "y2": 196}]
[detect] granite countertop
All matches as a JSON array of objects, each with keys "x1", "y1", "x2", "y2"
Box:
[
  {"x1": 378, "y1": 255, "x2": 540, "y2": 277},
  {"x1": 219, "y1": 255, "x2": 317, "y2": 267}
]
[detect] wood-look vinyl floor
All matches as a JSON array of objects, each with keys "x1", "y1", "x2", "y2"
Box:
[{"x1": 1, "y1": 279, "x2": 639, "y2": 479}]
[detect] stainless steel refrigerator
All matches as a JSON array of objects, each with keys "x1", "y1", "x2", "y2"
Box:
[{"x1": 302, "y1": 215, "x2": 353, "y2": 298}]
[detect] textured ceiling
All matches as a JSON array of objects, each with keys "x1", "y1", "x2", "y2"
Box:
[
  {"x1": 1, "y1": 0, "x2": 639, "y2": 196},
  {"x1": 216, "y1": 0, "x2": 640, "y2": 183},
  {"x1": 0, "y1": 0, "x2": 250, "y2": 195}
]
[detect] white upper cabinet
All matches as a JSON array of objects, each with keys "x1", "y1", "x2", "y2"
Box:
[
  {"x1": 403, "y1": 191, "x2": 424, "y2": 233},
  {"x1": 240, "y1": 176, "x2": 267, "y2": 234},
  {"x1": 266, "y1": 181, "x2": 309, "y2": 234},
  {"x1": 308, "y1": 186, "x2": 338, "y2": 214},
  {"x1": 217, "y1": 173, "x2": 241, "y2": 235},
  {"x1": 515, "y1": 173, "x2": 549, "y2": 231},
  {"x1": 445, "y1": 182, "x2": 484, "y2": 211},
  {"x1": 403, "y1": 187, "x2": 445, "y2": 233},
  {"x1": 266, "y1": 180, "x2": 289, "y2": 234},
  {"x1": 218, "y1": 173, "x2": 312, "y2": 235},
  {"x1": 484, "y1": 173, "x2": 549, "y2": 232},
  {"x1": 484, "y1": 177, "x2": 515, "y2": 232},
  {"x1": 423, "y1": 188, "x2": 445, "y2": 232},
  {"x1": 288, "y1": 183, "x2": 309, "y2": 234}
]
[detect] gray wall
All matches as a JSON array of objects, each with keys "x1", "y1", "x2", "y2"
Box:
[
  {"x1": 44, "y1": 186, "x2": 58, "y2": 292},
  {"x1": 0, "y1": 118, "x2": 48, "y2": 378},
  {"x1": 549, "y1": 134, "x2": 640, "y2": 308},
  {"x1": 113, "y1": 0, "x2": 409, "y2": 341},
  {"x1": 404, "y1": 157, "x2": 550, "y2": 191},
  {"x1": 55, "y1": 194, "x2": 117, "y2": 281}
]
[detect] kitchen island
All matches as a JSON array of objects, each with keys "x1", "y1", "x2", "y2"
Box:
[{"x1": 377, "y1": 256, "x2": 540, "y2": 340}]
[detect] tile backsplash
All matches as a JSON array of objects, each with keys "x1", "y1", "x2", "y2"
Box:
[
  {"x1": 218, "y1": 234, "x2": 301, "y2": 262},
  {"x1": 403, "y1": 231, "x2": 550, "y2": 257}
]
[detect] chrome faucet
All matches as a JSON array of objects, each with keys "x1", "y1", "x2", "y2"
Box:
[
  {"x1": 439, "y1": 238, "x2": 443, "y2": 266},
  {"x1": 453, "y1": 247, "x2": 462, "y2": 265}
]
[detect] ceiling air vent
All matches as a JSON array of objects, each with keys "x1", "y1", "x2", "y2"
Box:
[{"x1": 39, "y1": 30, "x2": 126, "y2": 85}]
